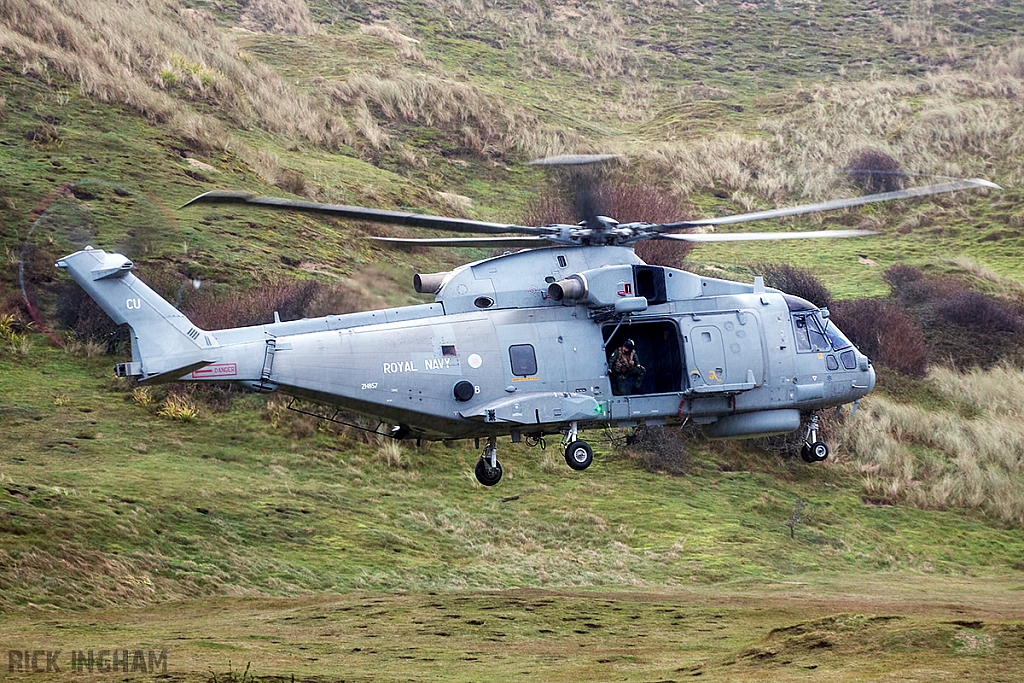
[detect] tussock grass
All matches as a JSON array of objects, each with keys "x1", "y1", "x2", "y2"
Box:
[
  {"x1": 375, "y1": 439, "x2": 405, "y2": 469},
  {"x1": 321, "y1": 71, "x2": 578, "y2": 157},
  {"x1": 358, "y1": 23, "x2": 426, "y2": 64},
  {"x1": 646, "y1": 46, "x2": 1023, "y2": 203},
  {"x1": 941, "y1": 256, "x2": 1024, "y2": 301},
  {"x1": 240, "y1": 0, "x2": 317, "y2": 36},
  {"x1": 429, "y1": 0, "x2": 641, "y2": 80},
  {"x1": 0, "y1": 0, "x2": 349, "y2": 152},
  {"x1": 839, "y1": 365, "x2": 1024, "y2": 524},
  {"x1": 158, "y1": 393, "x2": 199, "y2": 422}
]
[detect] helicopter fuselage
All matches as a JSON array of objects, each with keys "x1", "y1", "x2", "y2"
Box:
[{"x1": 58, "y1": 245, "x2": 874, "y2": 446}]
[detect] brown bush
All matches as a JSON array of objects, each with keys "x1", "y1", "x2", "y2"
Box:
[
  {"x1": 882, "y1": 263, "x2": 924, "y2": 292},
  {"x1": 935, "y1": 290, "x2": 1021, "y2": 334},
  {"x1": 756, "y1": 262, "x2": 832, "y2": 308},
  {"x1": 845, "y1": 148, "x2": 904, "y2": 194},
  {"x1": 623, "y1": 425, "x2": 690, "y2": 476},
  {"x1": 634, "y1": 240, "x2": 694, "y2": 269},
  {"x1": 880, "y1": 263, "x2": 1024, "y2": 367},
  {"x1": 182, "y1": 280, "x2": 321, "y2": 330},
  {"x1": 831, "y1": 298, "x2": 929, "y2": 377},
  {"x1": 521, "y1": 176, "x2": 695, "y2": 265},
  {"x1": 521, "y1": 176, "x2": 688, "y2": 229},
  {"x1": 55, "y1": 283, "x2": 129, "y2": 354}
]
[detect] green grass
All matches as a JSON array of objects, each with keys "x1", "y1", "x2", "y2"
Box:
[
  {"x1": 3, "y1": 341, "x2": 1023, "y2": 610},
  {"x1": 1, "y1": 579, "x2": 1022, "y2": 681},
  {"x1": 3, "y1": 2, "x2": 1024, "y2": 679}
]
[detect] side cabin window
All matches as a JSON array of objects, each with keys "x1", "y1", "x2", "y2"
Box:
[
  {"x1": 793, "y1": 313, "x2": 830, "y2": 353},
  {"x1": 509, "y1": 344, "x2": 538, "y2": 376}
]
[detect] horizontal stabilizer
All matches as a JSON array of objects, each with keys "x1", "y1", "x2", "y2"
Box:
[{"x1": 138, "y1": 359, "x2": 216, "y2": 385}]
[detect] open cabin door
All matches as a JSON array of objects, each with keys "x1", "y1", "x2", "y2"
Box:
[
  {"x1": 602, "y1": 319, "x2": 684, "y2": 395},
  {"x1": 683, "y1": 310, "x2": 764, "y2": 393}
]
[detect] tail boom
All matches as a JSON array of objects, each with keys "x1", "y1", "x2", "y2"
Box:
[{"x1": 57, "y1": 247, "x2": 220, "y2": 383}]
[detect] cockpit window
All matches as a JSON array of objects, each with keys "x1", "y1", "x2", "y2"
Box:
[
  {"x1": 783, "y1": 294, "x2": 818, "y2": 312},
  {"x1": 793, "y1": 313, "x2": 830, "y2": 353},
  {"x1": 822, "y1": 319, "x2": 853, "y2": 351}
]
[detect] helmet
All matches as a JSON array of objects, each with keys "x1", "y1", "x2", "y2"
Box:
[{"x1": 624, "y1": 339, "x2": 635, "y2": 350}]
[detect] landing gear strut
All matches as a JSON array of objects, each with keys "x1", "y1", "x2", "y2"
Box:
[
  {"x1": 563, "y1": 421, "x2": 594, "y2": 471},
  {"x1": 475, "y1": 436, "x2": 503, "y2": 486},
  {"x1": 801, "y1": 412, "x2": 829, "y2": 463}
]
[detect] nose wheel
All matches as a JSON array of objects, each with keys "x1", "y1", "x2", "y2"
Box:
[
  {"x1": 801, "y1": 413, "x2": 829, "y2": 463},
  {"x1": 474, "y1": 437, "x2": 503, "y2": 486}
]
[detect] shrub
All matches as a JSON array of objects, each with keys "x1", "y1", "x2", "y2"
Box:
[
  {"x1": 181, "y1": 280, "x2": 321, "y2": 330},
  {"x1": 756, "y1": 262, "x2": 832, "y2": 308},
  {"x1": 55, "y1": 284, "x2": 129, "y2": 354},
  {"x1": 634, "y1": 240, "x2": 694, "y2": 269},
  {"x1": 521, "y1": 176, "x2": 688, "y2": 230},
  {"x1": 882, "y1": 263, "x2": 924, "y2": 292},
  {"x1": 831, "y1": 298, "x2": 929, "y2": 377},
  {"x1": 623, "y1": 426, "x2": 689, "y2": 475},
  {"x1": 934, "y1": 290, "x2": 1021, "y2": 334},
  {"x1": 845, "y1": 148, "x2": 904, "y2": 194},
  {"x1": 880, "y1": 263, "x2": 1024, "y2": 368}
]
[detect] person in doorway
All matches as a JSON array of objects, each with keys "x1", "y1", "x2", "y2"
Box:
[{"x1": 608, "y1": 338, "x2": 646, "y2": 395}]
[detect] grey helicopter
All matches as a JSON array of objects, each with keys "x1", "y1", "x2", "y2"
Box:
[{"x1": 56, "y1": 156, "x2": 998, "y2": 485}]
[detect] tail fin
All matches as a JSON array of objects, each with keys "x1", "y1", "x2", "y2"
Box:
[{"x1": 56, "y1": 247, "x2": 218, "y2": 383}]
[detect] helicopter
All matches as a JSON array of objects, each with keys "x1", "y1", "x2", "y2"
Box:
[{"x1": 56, "y1": 157, "x2": 998, "y2": 485}]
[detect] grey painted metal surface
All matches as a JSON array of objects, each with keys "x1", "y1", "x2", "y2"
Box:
[
  {"x1": 58, "y1": 170, "x2": 1003, "y2": 485},
  {"x1": 58, "y1": 245, "x2": 875, "y2": 448}
]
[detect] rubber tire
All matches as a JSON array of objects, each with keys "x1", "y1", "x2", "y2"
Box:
[
  {"x1": 810, "y1": 441, "x2": 829, "y2": 462},
  {"x1": 564, "y1": 440, "x2": 594, "y2": 471},
  {"x1": 474, "y1": 458, "x2": 503, "y2": 486},
  {"x1": 800, "y1": 444, "x2": 816, "y2": 463}
]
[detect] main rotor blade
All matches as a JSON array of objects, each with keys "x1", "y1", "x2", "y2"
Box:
[
  {"x1": 658, "y1": 229, "x2": 878, "y2": 242},
  {"x1": 528, "y1": 154, "x2": 621, "y2": 166},
  {"x1": 367, "y1": 236, "x2": 560, "y2": 249},
  {"x1": 182, "y1": 191, "x2": 551, "y2": 236},
  {"x1": 659, "y1": 178, "x2": 1001, "y2": 230}
]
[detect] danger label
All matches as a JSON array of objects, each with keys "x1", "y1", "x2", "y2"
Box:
[{"x1": 191, "y1": 363, "x2": 238, "y2": 379}]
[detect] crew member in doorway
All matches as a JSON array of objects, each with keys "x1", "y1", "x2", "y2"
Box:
[{"x1": 608, "y1": 338, "x2": 646, "y2": 395}]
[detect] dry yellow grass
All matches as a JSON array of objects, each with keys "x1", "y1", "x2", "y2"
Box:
[
  {"x1": 427, "y1": 0, "x2": 641, "y2": 80},
  {"x1": 321, "y1": 70, "x2": 579, "y2": 157},
  {"x1": 240, "y1": 0, "x2": 317, "y2": 36},
  {"x1": 0, "y1": 0, "x2": 348, "y2": 152},
  {"x1": 837, "y1": 364, "x2": 1024, "y2": 524},
  {"x1": 646, "y1": 44, "x2": 1024, "y2": 202}
]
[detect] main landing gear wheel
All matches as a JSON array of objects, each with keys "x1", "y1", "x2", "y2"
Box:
[
  {"x1": 475, "y1": 436, "x2": 502, "y2": 486},
  {"x1": 564, "y1": 440, "x2": 593, "y2": 471},
  {"x1": 475, "y1": 458, "x2": 503, "y2": 486}
]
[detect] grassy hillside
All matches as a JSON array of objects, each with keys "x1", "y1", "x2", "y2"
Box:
[{"x1": 2, "y1": 1, "x2": 1024, "y2": 680}]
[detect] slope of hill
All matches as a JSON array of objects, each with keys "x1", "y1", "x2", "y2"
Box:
[{"x1": 2, "y1": 1, "x2": 1024, "y2": 680}]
